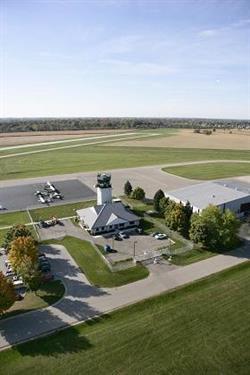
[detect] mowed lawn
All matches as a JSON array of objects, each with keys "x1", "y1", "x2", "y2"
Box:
[
  {"x1": 0, "y1": 211, "x2": 30, "y2": 228},
  {"x1": 1, "y1": 280, "x2": 65, "y2": 320},
  {"x1": 29, "y1": 200, "x2": 95, "y2": 222},
  {"x1": 163, "y1": 162, "x2": 250, "y2": 180},
  {"x1": 0, "y1": 145, "x2": 250, "y2": 180},
  {"x1": 1, "y1": 262, "x2": 249, "y2": 375},
  {"x1": 46, "y1": 236, "x2": 149, "y2": 287},
  {"x1": 0, "y1": 201, "x2": 95, "y2": 228}
]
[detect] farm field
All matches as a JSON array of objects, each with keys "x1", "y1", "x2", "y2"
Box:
[
  {"x1": 163, "y1": 162, "x2": 250, "y2": 180},
  {"x1": 0, "y1": 262, "x2": 249, "y2": 375},
  {"x1": 108, "y1": 128, "x2": 250, "y2": 149},
  {"x1": 0, "y1": 145, "x2": 250, "y2": 181}
]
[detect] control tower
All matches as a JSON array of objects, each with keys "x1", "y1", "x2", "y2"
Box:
[{"x1": 96, "y1": 173, "x2": 112, "y2": 205}]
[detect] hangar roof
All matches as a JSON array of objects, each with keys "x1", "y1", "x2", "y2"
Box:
[{"x1": 165, "y1": 181, "x2": 250, "y2": 210}]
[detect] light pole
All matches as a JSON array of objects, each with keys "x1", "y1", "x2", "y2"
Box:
[{"x1": 133, "y1": 240, "x2": 137, "y2": 260}]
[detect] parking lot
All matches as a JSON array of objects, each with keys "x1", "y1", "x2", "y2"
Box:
[
  {"x1": 0, "y1": 179, "x2": 95, "y2": 212},
  {"x1": 94, "y1": 230, "x2": 172, "y2": 262}
]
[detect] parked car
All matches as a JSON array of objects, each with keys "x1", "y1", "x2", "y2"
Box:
[
  {"x1": 113, "y1": 233, "x2": 122, "y2": 241},
  {"x1": 154, "y1": 233, "x2": 168, "y2": 240},
  {"x1": 41, "y1": 271, "x2": 54, "y2": 282},
  {"x1": 152, "y1": 232, "x2": 160, "y2": 237},
  {"x1": 104, "y1": 244, "x2": 112, "y2": 253},
  {"x1": 119, "y1": 231, "x2": 129, "y2": 239},
  {"x1": 136, "y1": 227, "x2": 143, "y2": 234},
  {"x1": 40, "y1": 264, "x2": 51, "y2": 272}
]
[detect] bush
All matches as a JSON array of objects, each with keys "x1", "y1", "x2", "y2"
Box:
[{"x1": 131, "y1": 187, "x2": 145, "y2": 201}]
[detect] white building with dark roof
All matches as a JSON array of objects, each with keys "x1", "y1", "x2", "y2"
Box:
[
  {"x1": 77, "y1": 173, "x2": 140, "y2": 235},
  {"x1": 165, "y1": 181, "x2": 250, "y2": 217}
]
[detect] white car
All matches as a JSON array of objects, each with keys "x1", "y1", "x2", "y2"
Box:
[{"x1": 154, "y1": 233, "x2": 168, "y2": 240}]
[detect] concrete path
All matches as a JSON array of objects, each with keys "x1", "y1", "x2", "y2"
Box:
[{"x1": 0, "y1": 241, "x2": 249, "y2": 351}]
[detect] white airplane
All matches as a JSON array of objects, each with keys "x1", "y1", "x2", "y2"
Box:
[
  {"x1": 45, "y1": 181, "x2": 56, "y2": 192},
  {"x1": 38, "y1": 194, "x2": 46, "y2": 204}
]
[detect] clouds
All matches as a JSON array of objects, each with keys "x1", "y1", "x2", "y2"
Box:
[
  {"x1": 100, "y1": 59, "x2": 177, "y2": 76},
  {"x1": 198, "y1": 17, "x2": 250, "y2": 37}
]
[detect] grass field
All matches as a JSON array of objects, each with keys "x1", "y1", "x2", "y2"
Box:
[
  {"x1": 29, "y1": 200, "x2": 95, "y2": 222},
  {"x1": 169, "y1": 247, "x2": 215, "y2": 265},
  {"x1": 1, "y1": 262, "x2": 249, "y2": 374},
  {"x1": 0, "y1": 201, "x2": 96, "y2": 229},
  {"x1": 163, "y1": 162, "x2": 250, "y2": 180},
  {"x1": 46, "y1": 236, "x2": 149, "y2": 287},
  {"x1": 0, "y1": 145, "x2": 249, "y2": 181},
  {"x1": 0, "y1": 211, "x2": 30, "y2": 228},
  {"x1": 1, "y1": 280, "x2": 65, "y2": 320}
]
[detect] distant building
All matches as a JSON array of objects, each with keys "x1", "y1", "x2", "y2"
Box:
[
  {"x1": 77, "y1": 173, "x2": 140, "y2": 235},
  {"x1": 165, "y1": 181, "x2": 250, "y2": 217}
]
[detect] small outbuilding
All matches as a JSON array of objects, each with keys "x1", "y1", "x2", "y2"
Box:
[{"x1": 165, "y1": 181, "x2": 250, "y2": 217}]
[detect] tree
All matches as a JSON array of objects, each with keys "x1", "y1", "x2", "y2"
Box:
[
  {"x1": 189, "y1": 205, "x2": 240, "y2": 249},
  {"x1": 124, "y1": 180, "x2": 133, "y2": 196},
  {"x1": 131, "y1": 187, "x2": 145, "y2": 201},
  {"x1": 0, "y1": 272, "x2": 16, "y2": 315},
  {"x1": 165, "y1": 202, "x2": 187, "y2": 235},
  {"x1": 220, "y1": 209, "x2": 240, "y2": 249},
  {"x1": 2, "y1": 224, "x2": 32, "y2": 252},
  {"x1": 9, "y1": 236, "x2": 38, "y2": 276},
  {"x1": 158, "y1": 197, "x2": 170, "y2": 214},
  {"x1": 189, "y1": 214, "x2": 210, "y2": 246},
  {"x1": 153, "y1": 189, "x2": 165, "y2": 212}
]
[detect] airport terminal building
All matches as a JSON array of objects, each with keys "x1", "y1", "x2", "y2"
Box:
[
  {"x1": 165, "y1": 181, "x2": 250, "y2": 217},
  {"x1": 77, "y1": 173, "x2": 140, "y2": 235}
]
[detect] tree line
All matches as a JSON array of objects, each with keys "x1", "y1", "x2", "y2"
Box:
[{"x1": 0, "y1": 117, "x2": 249, "y2": 133}]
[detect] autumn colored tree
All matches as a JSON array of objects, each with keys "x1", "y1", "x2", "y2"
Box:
[
  {"x1": 0, "y1": 272, "x2": 16, "y2": 315},
  {"x1": 2, "y1": 224, "x2": 32, "y2": 252},
  {"x1": 9, "y1": 236, "x2": 38, "y2": 275}
]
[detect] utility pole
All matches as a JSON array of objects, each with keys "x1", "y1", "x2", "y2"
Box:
[{"x1": 133, "y1": 240, "x2": 137, "y2": 260}]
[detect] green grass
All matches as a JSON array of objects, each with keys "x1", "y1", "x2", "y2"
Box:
[
  {"x1": 0, "y1": 145, "x2": 249, "y2": 180},
  {"x1": 0, "y1": 262, "x2": 249, "y2": 375},
  {"x1": 47, "y1": 236, "x2": 149, "y2": 287},
  {"x1": 1, "y1": 280, "x2": 65, "y2": 320},
  {"x1": 163, "y1": 162, "x2": 250, "y2": 180},
  {"x1": 0, "y1": 201, "x2": 95, "y2": 232},
  {"x1": 29, "y1": 200, "x2": 95, "y2": 222},
  {"x1": 169, "y1": 247, "x2": 215, "y2": 265},
  {"x1": 0, "y1": 211, "x2": 30, "y2": 228}
]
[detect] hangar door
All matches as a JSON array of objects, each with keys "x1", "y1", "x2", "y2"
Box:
[{"x1": 240, "y1": 202, "x2": 250, "y2": 213}]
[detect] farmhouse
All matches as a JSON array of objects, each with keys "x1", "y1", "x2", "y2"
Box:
[
  {"x1": 165, "y1": 181, "x2": 250, "y2": 217},
  {"x1": 77, "y1": 173, "x2": 140, "y2": 235}
]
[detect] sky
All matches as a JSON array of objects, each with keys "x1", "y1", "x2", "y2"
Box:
[{"x1": 0, "y1": 0, "x2": 249, "y2": 119}]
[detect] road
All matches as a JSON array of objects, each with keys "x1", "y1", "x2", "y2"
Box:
[
  {"x1": 0, "y1": 241, "x2": 249, "y2": 351},
  {"x1": 1, "y1": 160, "x2": 249, "y2": 199}
]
